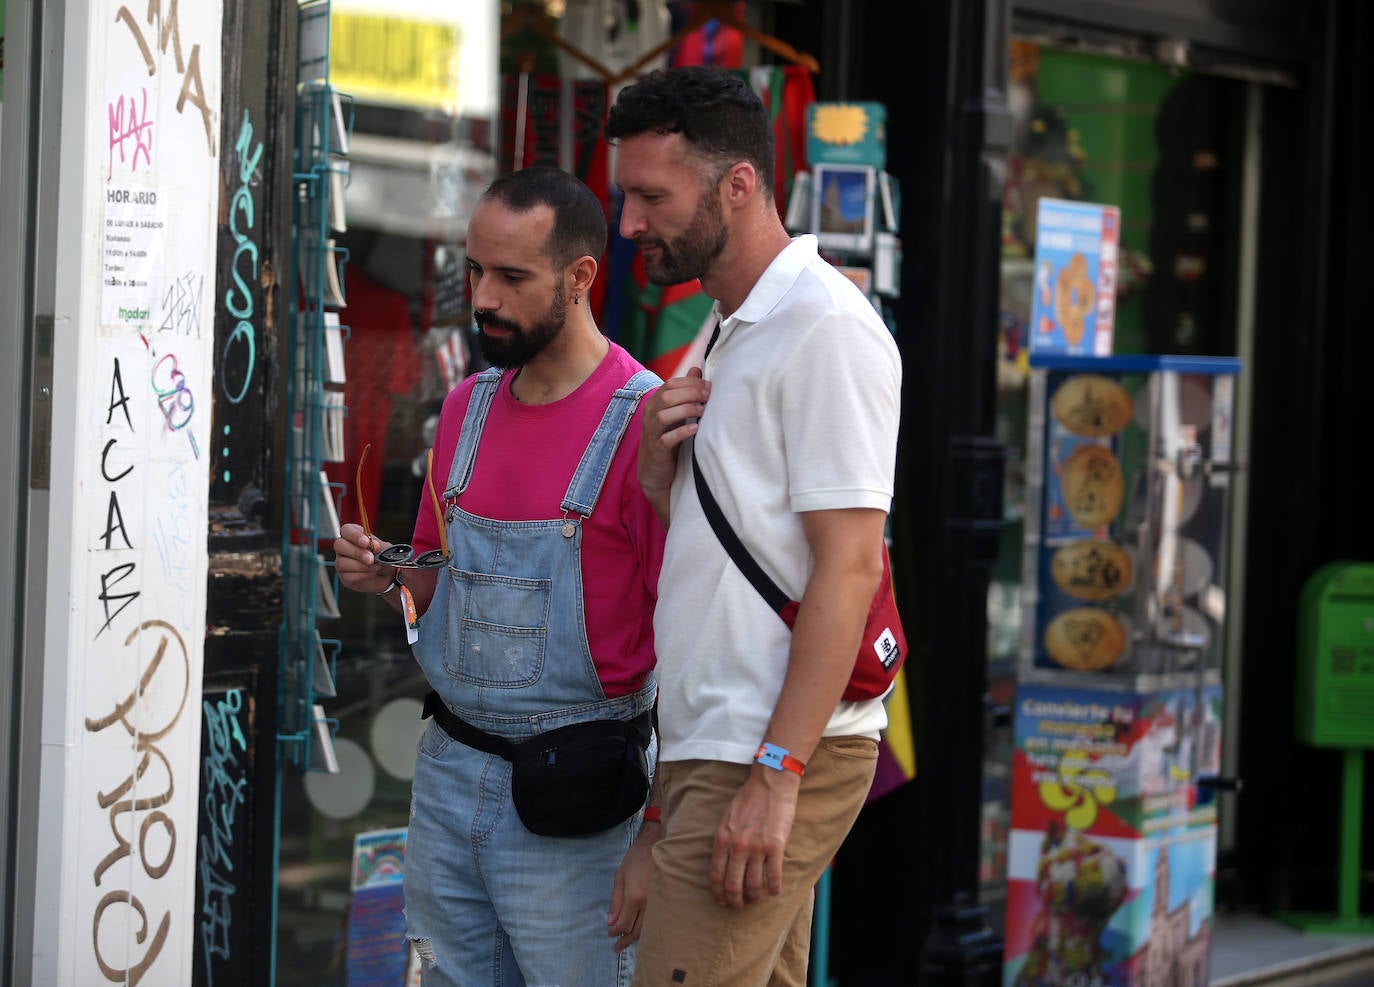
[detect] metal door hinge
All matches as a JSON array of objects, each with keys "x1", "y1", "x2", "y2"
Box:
[{"x1": 29, "y1": 314, "x2": 53, "y2": 489}]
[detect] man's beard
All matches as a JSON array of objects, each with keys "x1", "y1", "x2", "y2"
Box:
[
  {"x1": 475, "y1": 283, "x2": 568, "y2": 368},
  {"x1": 639, "y1": 193, "x2": 728, "y2": 286}
]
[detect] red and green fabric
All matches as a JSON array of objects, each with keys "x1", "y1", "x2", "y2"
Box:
[
  {"x1": 747, "y1": 65, "x2": 817, "y2": 219},
  {"x1": 619, "y1": 253, "x2": 715, "y2": 380}
]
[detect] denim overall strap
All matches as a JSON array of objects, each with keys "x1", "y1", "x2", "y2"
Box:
[
  {"x1": 414, "y1": 364, "x2": 659, "y2": 734},
  {"x1": 560, "y1": 369, "x2": 661, "y2": 518},
  {"x1": 442, "y1": 367, "x2": 503, "y2": 499}
]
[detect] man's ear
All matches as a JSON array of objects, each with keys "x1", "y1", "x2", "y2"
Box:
[
  {"x1": 569, "y1": 253, "x2": 599, "y2": 298},
  {"x1": 722, "y1": 160, "x2": 760, "y2": 207}
]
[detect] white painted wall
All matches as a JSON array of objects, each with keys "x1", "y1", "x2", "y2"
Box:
[{"x1": 32, "y1": 1, "x2": 222, "y2": 983}]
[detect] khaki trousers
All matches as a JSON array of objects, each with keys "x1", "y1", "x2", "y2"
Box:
[{"x1": 632, "y1": 736, "x2": 878, "y2": 987}]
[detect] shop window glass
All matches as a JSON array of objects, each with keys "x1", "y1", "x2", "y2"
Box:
[
  {"x1": 984, "y1": 40, "x2": 1239, "y2": 903},
  {"x1": 273, "y1": 2, "x2": 500, "y2": 982},
  {"x1": 273, "y1": 3, "x2": 821, "y2": 981}
]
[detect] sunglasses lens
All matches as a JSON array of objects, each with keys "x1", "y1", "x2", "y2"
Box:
[
  {"x1": 415, "y1": 550, "x2": 449, "y2": 568},
  {"x1": 378, "y1": 544, "x2": 415, "y2": 565}
]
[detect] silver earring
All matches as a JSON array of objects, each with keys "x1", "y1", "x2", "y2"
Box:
[{"x1": 573, "y1": 294, "x2": 580, "y2": 305}]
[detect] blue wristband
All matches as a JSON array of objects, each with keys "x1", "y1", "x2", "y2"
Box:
[{"x1": 754, "y1": 742, "x2": 806, "y2": 776}]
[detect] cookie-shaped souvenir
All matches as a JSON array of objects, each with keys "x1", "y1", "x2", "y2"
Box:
[
  {"x1": 1044, "y1": 608, "x2": 1126, "y2": 671},
  {"x1": 1054, "y1": 253, "x2": 1096, "y2": 346},
  {"x1": 1059, "y1": 443, "x2": 1123, "y2": 530},
  {"x1": 1051, "y1": 539, "x2": 1134, "y2": 601},
  {"x1": 1051, "y1": 374, "x2": 1134, "y2": 438}
]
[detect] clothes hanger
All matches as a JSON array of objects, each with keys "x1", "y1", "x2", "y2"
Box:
[
  {"x1": 613, "y1": 1, "x2": 820, "y2": 83},
  {"x1": 501, "y1": 3, "x2": 619, "y2": 83}
]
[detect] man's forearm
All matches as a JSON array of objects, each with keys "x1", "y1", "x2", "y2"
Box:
[
  {"x1": 760, "y1": 555, "x2": 880, "y2": 763},
  {"x1": 759, "y1": 506, "x2": 888, "y2": 762}
]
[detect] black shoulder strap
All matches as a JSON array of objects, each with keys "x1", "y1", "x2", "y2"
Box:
[{"x1": 691, "y1": 444, "x2": 791, "y2": 615}]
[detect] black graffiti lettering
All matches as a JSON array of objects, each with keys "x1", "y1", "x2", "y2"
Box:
[
  {"x1": 101, "y1": 438, "x2": 134, "y2": 483},
  {"x1": 160, "y1": 272, "x2": 204, "y2": 336},
  {"x1": 108, "y1": 358, "x2": 134, "y2": 429},
  {"x1": 101, "y1": 491, "x2": 134, "y2": 551},
  {"x1": 96, "y1": 563, "x2": 140, "y2": 638}
]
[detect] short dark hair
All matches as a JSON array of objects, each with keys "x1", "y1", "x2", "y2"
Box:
[
  {"x1": 605, "y1": 66, "x2": 775, "y2": 195},
  {"x1": 482, "y1": 165, "x2": 608, "y2": 270}
]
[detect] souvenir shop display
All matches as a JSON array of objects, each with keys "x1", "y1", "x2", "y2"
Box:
[{"x1": 1005, "y1": 352, "x2": 1240, "y2": 986}]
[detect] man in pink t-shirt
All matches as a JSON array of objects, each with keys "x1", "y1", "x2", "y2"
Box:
[{"x1": 334, "y1": 166, "x2": 664, "y2": 986}]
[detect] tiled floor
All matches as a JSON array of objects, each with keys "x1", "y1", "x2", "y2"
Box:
[{"x1": 1210, "y1": 912, "x2": 1374, "y2": 985}]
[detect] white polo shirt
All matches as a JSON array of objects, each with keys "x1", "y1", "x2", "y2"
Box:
[{"x1": 654, "y1": 235, "x2": 903, "y2": 765}]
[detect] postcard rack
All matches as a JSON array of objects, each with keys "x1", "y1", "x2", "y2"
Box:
[{"x1": 278, "y1": 0, "x2": 352, "y2": 772}]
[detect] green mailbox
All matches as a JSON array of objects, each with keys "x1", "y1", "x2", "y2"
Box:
[
  {"x1": 1295, "y1": 561, "x2": 1374, "y2": 748},
  {"x1": 1282, "y1": 560, "x2": 1374, "y2": 934}
]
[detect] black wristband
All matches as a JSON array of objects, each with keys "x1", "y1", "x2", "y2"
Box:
[{"x1": 375, "y1": 569, "x2": 402, "y2": 596}]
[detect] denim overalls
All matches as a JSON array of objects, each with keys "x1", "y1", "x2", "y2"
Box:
[{"x1": 404, "y1": 367, "x2": 659, "y2": 987}]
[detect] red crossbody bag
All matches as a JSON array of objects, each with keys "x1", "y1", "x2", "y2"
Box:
[{"x1": 690, "y1": 445, "x2": 907, "y2": 702}]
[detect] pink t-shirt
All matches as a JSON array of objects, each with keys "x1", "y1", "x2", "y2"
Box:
[{"x1": 411, "y1": 343, "x2": 663, "y2": 697}]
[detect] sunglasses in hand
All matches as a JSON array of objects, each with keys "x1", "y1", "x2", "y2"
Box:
[
  {"x1": 356, "y1": 443, "x2": 450, "y2": 570},
  {"x1": 377, "y1": 543, "x2": 448, "y2": 569}
]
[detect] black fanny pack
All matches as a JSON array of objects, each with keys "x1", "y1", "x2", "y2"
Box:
[{"x1": 421, "y1": 691, "x2": 652, "y2": 838}]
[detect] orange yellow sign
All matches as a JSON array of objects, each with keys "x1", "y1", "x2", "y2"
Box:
[{"x1": 330, "y1": 12, "x2": 462, "y2": 112}]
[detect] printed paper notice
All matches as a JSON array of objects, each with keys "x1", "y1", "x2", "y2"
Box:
[{"x1": 102, "y1": 183, "x2": 169, "y2": 330}]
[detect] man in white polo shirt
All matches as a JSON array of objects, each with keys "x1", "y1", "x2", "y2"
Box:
[{"x1": 608, "y1": 66, "x2": 903, "y2": 987}]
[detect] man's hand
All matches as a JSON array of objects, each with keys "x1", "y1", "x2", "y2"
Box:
[
  {"x1": 333, "y1": 522, "x2": 395, "y2": 595},
  {"x1": 710, "y1": 768, "x2": 799, "y2": 908},
  {"x1": 608, "y1": 820, "x2": 662, "y2": 952},
  {"x1": 638, "y1": 368, "x2": 709, "y2": 527}
]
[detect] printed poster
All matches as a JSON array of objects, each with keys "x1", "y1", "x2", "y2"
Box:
[{"x1": 1029, "y1": 198, "x2": 1120, "y2": 356}]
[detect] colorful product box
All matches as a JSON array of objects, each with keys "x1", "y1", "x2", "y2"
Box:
[
  {"x1": 1003, "y1": 682, "x2": 1221, "y2": 986},
  {"x1": 1011, "y1": 682, "x2": 1220, "y2": 839},
  {"x1": 1004, "y1": 822, "x2": 1215, "y2": 987}
]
